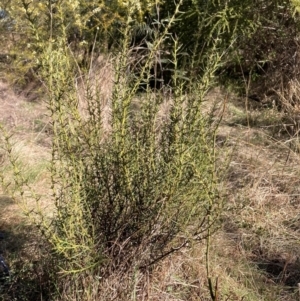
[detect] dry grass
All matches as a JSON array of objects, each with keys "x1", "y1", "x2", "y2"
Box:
[
  {"x1": 74, "y1": 54, "x2": 115, "y2": 144},
  {"x1": 0, "y1": 80, "x2": 51, "y2": 216},
  {"x1": 0, "y1": 80, "x2": 53, "y2": 301},
  {"x1": 214, "y1": 95, "x2": 300, "y2": 300}
]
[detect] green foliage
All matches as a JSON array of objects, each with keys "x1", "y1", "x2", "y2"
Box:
[
  {"x1": 292, "y1": 0, "x2": 300, "y2": 14},
  {"x1": 3, "y1": 0, "x2": 296, "y2": 95},
  {"x1": 1, "y1": 0, "x2": 159, "y2": 85},
  {"x1": 40, "y1": 2, "x2": 222, "y2": 292},
  {"x1": 156, "y1": 0, "x2": 259, "y2": 75},
  {"x1": 218, "y1": 0, "x2": 299, "y2": 97},
  {"x1": 1, "y1": 1, "x2": 227, "y2": 299}
]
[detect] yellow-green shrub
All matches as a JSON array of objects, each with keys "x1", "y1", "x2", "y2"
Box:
[{"x1": 1, "y1": 1, "x2": 228, "y2": 299}]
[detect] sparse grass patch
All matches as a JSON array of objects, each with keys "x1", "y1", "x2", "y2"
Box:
[
  {"x1": 0, "y1": 80, "x2": 54, "y2": 300},
  {"x1": 226, "y1": 100, "x2": 283, "y2": 136},
  {"x1": 215, "y1": 100, "x2": 300, "y2": 300}
]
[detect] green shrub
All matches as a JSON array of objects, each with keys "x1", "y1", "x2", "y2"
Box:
[
  {"x1": 39, "y1": 4, "x2": 222, "y2": 298},
  {"x1": 0, "y1": 1, "x2": 229, "y2": 299},
  {"x1": 218, "y1": 0, "x2": 300, "y2": 102}
]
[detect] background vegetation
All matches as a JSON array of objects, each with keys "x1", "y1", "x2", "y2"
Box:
[{"x1": 1, "y1": 0, "x2": 300, "y2": 300}]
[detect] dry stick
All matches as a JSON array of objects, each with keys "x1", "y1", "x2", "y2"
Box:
[
  {"x1": 34, "y1": 120, "x2": 50, "y2": 142},
  {"x1": 206, "y1": 95, "x2": 227, "y2": 301},
  {"x1": 206, "y1": 224, "x2": 218, "y2": 301}
]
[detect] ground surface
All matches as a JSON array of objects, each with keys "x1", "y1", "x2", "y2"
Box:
[{"x1": 1, "y1": 81, "x2": 300, "y2": 300}]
